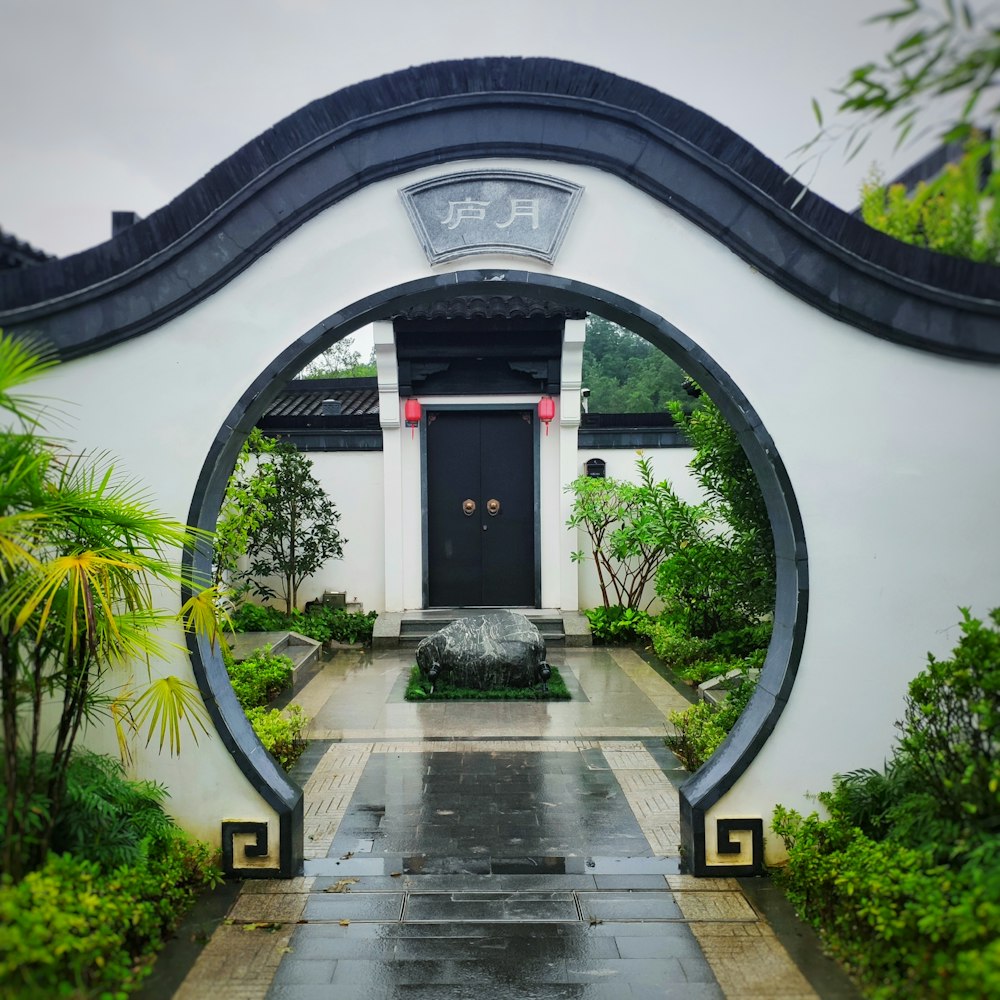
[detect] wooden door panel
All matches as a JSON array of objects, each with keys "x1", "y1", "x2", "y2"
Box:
[{"x1": 426, "y1": 410, "x2": 535, "y2": 607}]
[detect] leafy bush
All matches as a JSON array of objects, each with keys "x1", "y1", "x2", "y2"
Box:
[
  {"x1": 772, "y1": 607, "x2": 1000, "y2": 998},
  {"x1": 665, "y1": 676, "x2": 756, "y2": 770},
  {"x1": 0, "y1": 834, "x2": 222, "y2": 997},
  {"x1": 860, "y1": 139, "x2": 1000, "y2": 265},
  {"x1": 230, "y1": 602, "x2": 378, "y2": 645},
  {"x1": 51, "y1": 752, "x2": 176, "y2": 872},
  {"x1": 222, "y1": 642, "x2": 308, "y2": 771},
  {"x1": 584, "y1": 605, "x2": 653, "y2": 644},
  {"x1": 313, "y1": 606, "x2": 379, "y2": 644},
  {"x1": 226, "y1": 644, "x2": 294, "y2": 709},
  {"x1": 230, "y1": 602, "x2": 289, "y2": 633},
  {"x1": 245, "y1": 705, "x2": 308, "y2": 771},
  {"x1": 656, "y1": 396, "x2": 775, "y2": 637},
  {"x1": 639, "y1": 617, "x2": 713, "y2": 671},
  {"x1": 896, "y1": 607, "x2": 1000, "y2": 847},
  {"x1": 773, "y1": 806, "x2": 1000, "y2": 998}
]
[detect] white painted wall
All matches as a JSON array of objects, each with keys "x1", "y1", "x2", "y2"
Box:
[
  {"x1": 277, "y1": 444, "x2": 699, "y2": 616},
  {"x1": 33, "y1": 157, "x2": 1000, "y2": 867},
  {"x1": 239, "y1": 450, "x2": 385, "y2": 614}
]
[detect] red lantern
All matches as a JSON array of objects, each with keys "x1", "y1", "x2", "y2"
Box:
[
  {"x1": 538, "y1": 395, "x2": 556, "y2": 435},
  {"x1": 404, "y1": 398, "x2": 422, "y2": 439}
]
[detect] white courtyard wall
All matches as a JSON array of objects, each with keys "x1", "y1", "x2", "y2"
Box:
[{"x1": 30, "y1": 157, "x2": 1000, "y2": 866}]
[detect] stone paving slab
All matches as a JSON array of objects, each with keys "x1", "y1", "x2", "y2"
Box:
[{"x1": 172, "y1": 648, "x2": 850, "y2": 999}]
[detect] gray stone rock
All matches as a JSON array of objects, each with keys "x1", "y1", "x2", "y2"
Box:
[{"x1": 416, "y1": 611, "x2": 548, "y2": 690}]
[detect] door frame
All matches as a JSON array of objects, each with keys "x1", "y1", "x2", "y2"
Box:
[{"x1": 420, "y1": 402, "x2": 542, "y2": 608}]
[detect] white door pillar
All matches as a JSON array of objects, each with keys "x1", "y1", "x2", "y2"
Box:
[
  {"x1": 375, "y1": 321, "x2": 405, "y2": 612},
  {"x1": 558, "y1": 318, "x2": 586, "y2": 611}
]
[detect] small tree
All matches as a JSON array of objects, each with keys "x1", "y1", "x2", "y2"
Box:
[
  {"x1": 661, "y1": 394, "x2": 776, "y2": 635},
  {"x1": 243, "y1": 444, "x2": 345, "y2": 613},
  {"x1": 0, "y1": 333, "x2": 213, "y2": 880},
  {"x1": 567, "y1": 454, "x2": 711, "y2": 611},
  {"x1": 213, "y1": 428, "x2": 278, "y2": 601}
]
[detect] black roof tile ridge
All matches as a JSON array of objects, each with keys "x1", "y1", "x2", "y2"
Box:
[{"x1": 1, "y1": 57, "x2": 997, "y2": 313}]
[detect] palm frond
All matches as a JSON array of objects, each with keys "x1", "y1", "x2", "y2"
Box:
[
  {"x1": 107, "y1": 684, "x2": 137, "y2": 766},
  {"x1": 131, "y1": 676, "x2": 212, "y2": 756},
  {"x1": 179, "y1": 586, "x2": 229, "y2": 651},
  {"x1": 0, "y1": 333, "x2": 58, "y2": 425}
]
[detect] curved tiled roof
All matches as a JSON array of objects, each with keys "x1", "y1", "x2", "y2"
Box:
[
  {"x1": 0, "y1": 58, "x2": 997, "y2": 360},
  {"x1": 264, "y1": 378, "x2": 379, "y2": 418},
  {"x1": 0, "y1": 228, "x2": 53, "y2": 270}
]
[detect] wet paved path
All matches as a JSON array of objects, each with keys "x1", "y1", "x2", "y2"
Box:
[{"x1": 173, "y1": 648, "x2": 850, "y2": 999}]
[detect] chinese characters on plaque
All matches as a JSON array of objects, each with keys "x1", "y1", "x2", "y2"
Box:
[{"x1": 399, "y1": 170, "x2": 583, "y2": 264}]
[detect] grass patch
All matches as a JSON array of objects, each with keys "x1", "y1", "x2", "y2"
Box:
[{"x1": 405, "y1": 665, "x2": 571, "y2": 701}]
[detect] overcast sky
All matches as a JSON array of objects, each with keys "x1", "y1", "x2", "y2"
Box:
[{"x1": 0, "y1": 0, "x2": 962, "y2": 259}]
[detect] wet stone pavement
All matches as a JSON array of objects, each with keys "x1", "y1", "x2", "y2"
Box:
[
  {"x1": 170, "y1": 647, "x2": 858, "y2": 1000},
  {"x1": 271, "y1": 742, "x2": 717, "y2": 1000}
]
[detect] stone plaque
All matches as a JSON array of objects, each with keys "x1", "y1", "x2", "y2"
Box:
[{"x1": 400, "y1": 170, "x2": 583, "y2": 265}]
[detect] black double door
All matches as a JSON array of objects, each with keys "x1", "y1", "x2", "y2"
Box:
[{"x1": 426, "y1": 410, "x2": 536, "y2": 607}]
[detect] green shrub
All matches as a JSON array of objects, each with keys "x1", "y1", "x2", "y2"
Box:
[
  {"x1": 52, "y1": 752, "x2": 176, "y2": 872},
  {"x1": 704, "y1": 621, "x2": 772, "y2": 660},
  {"x1": 773, "y1": 806, "x2": 1000, "y2": 998},
  {"x1": 0, "y1": 833, "x2": 221, "y2": 997},
  {"x1": 316, "y1": 606, "x2": 378, "y2": 644},
  {"x1": 229, "y1": 602, "x2": 378, "y2": 645},
  {"x1": 665, "y1": 700, "x2": 725, "y2": 770},
  {"x1": 230, "y1": 602, "x2": 288, "y2": 633},
  {"x1": 772, "y1": 607, "x2": 1000, "y2": 998},
  {"x1": 245, "y1": 705, "x2": 308, "y2": 771},
  {"x1": 584, "y1": 605, "x2": 653, "y2": 644},
  {"x1": 665, "y1": 675, "x2": 756, "y2": 770},
  {"x1": 225, "y1": 644, "x2": 294, "y2": 709},
  {"x1": 639, "y1": 617, "x2": 712, "y2": 670},
  {"x1": 895, "y1": 607, "x2": 1000, "y2": 848}
]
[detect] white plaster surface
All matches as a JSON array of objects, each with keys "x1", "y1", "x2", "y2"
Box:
[{"x1": 32, "y1": 158, "x2": 1000, "y2": 864}]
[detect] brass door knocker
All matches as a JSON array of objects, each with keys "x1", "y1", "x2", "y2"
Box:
[
  {"x1": 486, "y1": 498, "x2": 501, "y2": 516},
  {"x1": 462, "y1": 499, "x2": 476, "y2": 516}
]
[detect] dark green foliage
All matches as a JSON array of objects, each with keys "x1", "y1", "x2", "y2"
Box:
[
  {"x1": 244, "y1": 706, "x2": 307, "y2": 771},
  {"x1": 229, "y1": 601, "x2": 289, "y2": 633},
  {"x1": 641, "y1": 618, "x2": 770, "y2": 683},
  {"x1": 773, "y1": 607, "x2": 1000, "y2": 997},
  {"x1": 405, "y1": 665, "x2": 571, "y2": 701},
  {"x1": 581, "y1": 317, "x2": 689, "y2": 413},
  {"x1": 223, "y1": 644, "x2": 307, "y2": 771},
  {"x1": 242, "y1": 443, "x2": 345, "y2": 613},
  {"x1": 665, "y1": 675, "x2": 756, "y2": 770},
  {"x1": 659, "y1": 395, "x2": 774, "y2": 636},
  {"x1": 230, "y1": 602, "x2": 377, "y2": 645},
  {"x1": 225, "y1": 645, "x2": 294, "y2": 709},
  {"x1": 0, "y1": 833, "x2": 222, "y2": 997},
  {"x1": 773, "y1": 805, "x2": 1000, "y2": 999},
  {"x1": 896, "y1": 607, "x2": 1000, "y2": 849},
  {"x1": 51, "y1": 752, "x2": 175, "y2": 872},
  {"x1": 584, "y1": 605, "x2": 653, "y2": 644}
]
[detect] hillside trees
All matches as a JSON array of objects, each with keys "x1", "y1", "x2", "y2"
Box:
[{"x1": 582, "y1": 317, "x2": 689, "y2": 412}]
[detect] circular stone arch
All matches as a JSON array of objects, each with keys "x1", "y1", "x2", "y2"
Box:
[{"x1": 185, "y1": 270, "x2": 806, "y2": 879}]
